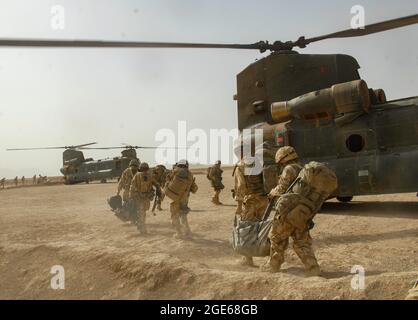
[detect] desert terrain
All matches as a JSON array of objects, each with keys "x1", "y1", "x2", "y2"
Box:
[{"x1": 0, "y1": 167, "x2": 417, "y2": 300}]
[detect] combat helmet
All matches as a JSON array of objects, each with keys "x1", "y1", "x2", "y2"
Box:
[
  {"x1": 139, "y1": 162, "x2": 150, "y2": 171},
  {"x1": 129, "y1": 159, "x2": 140, "y2": 167},
  {"x1": 177, "y1": 159, "x2": 189, "y2": 168},
  {"x1": 275, "y1": 146, "x2": 299, "y2": 165}
]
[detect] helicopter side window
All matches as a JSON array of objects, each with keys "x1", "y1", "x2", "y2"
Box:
[{"x1": 346, "y1": 134, "x2": 365, "y2": 153}]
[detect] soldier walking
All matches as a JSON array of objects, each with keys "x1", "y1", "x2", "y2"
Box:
[
  {"x1": 117, "y1": 159, "x2": 140, "y2": 204},
  {"x1": 207, "y1": 160, "x2": 224, "y2": 205},
  {"x1": 233, "y1": 141, "x2": 278, "y2": 266},
  {"x1": 153, "y1": 164, "x2": 168, "y2": 211},
  {"x1": 14, "y1": 176, "x2": 18, "y2": 187},
  {"x1": 164, "y1": 160, "x2": 198, "y2": 239},
  {"x1": 129, "y1": 162, "x2": 160, "y2": 235},
  {"x1": 21, "y1": 176, "x2": 25, "y2": 185},
  {"x1": 0, "y1": 178, "x2": 5, "y2": 189},
  {"x1": 32, "y1": 175, "x2": 36, "y2": 185},
  {"x1": 261, "y1": 147, "x2": 338, "y2": 276}
]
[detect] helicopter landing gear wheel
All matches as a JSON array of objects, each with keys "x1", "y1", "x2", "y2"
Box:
[{"x1": 337, "y1": 196, "x2": 353, "y2": 203}]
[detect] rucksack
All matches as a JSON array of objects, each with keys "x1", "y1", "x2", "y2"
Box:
[
  {"x1": 164, "y1": 168, "x2": 191, "y2": 201},
  {"x1": 298, "y1": 161, "x2": 338, "y2": 197},
  {"x1": 291, "y1": 161, "x2": 338, "y2": 211}
]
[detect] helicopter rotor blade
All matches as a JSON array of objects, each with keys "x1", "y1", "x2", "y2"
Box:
[
  {"x1": 6, "y1": 142, "x2": 98, "y2": 151},
  {"x1": 81, "y1": 146, "x2": 187, "y2": 150},
  {"x1": 0, "y1": 38, "x2": 263, "y2": 50},
  {"x1": 0, "y1": 14, "x2": 415, "y2": 53},
  {"x1": 296, "y1": 13, "x2": 418, "y2": 48},
  {"x1": 72, "y1": 142, "x2": 98, "y2": 148},
  {"x1": 6, "y1": 146, "x2": 68, "y2": 151}
]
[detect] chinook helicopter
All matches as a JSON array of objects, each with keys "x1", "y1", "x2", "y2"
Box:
[
  {"x1": 1, "y1": 14, "x2": 417, "y2": 200},
  {"x1": 6, "y1": 143, "x2": 159, "y2": 184}
]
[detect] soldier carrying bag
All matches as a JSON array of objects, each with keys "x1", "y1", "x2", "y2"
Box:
[
  {"x1": 231, "y1": 200, "x2": 275, "y2": 257},
  {"x1": 231, "y1": 170, "x2": 301, "y2": 258}
]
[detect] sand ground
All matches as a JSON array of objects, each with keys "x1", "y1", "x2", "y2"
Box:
[{"x1": 0, "y1": 168, "x2": 417, "y2": 300}]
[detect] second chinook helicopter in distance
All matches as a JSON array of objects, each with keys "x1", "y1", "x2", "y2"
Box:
[
  {"x1": 7, "y1": 143, "x2": 159, "y2": 184},
  {"x1": 1, "y1": 13, "x2": 417, "y2": 200}
]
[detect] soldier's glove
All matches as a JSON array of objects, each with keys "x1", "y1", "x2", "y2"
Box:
[{"x1": 307, "y1": 219, "x2": 315, "y2": 230}]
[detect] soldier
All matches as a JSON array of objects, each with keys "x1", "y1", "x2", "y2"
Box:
[
  {"x1": 21, "y1": 176, "x2": 25, "y2": 185},
  {"x1": 129, "y1": 162, "x2": 159, "y2": 235},
  {"x1": 234, "y1": 141, "x2": 277, "y2": 266},
  {"x1": 261, "y1": 148, "x2": 337, "y2": 276},
  {"x1": 164, "y1": 160, "x2": 198, "y2": 239},
  {"x1": 207, "y1": 160, "x2": 224, "y2": 205},
  {"x1": 32, "y1": 175, "x2": 36, "y2": 185},
  {"x1": 14, "y1": 176, "x2": 18, "y2": 187},
  {"x1": 37, "y1": 174, "x2": 42, "y2": 184},
  {"x1": 232, "y1": 160, "x2": 245, "y2": 215},
  {"x1": 117, "y1": 159, "x2": 140, "y2": 204},
  {"x1": 405, "y1": 280, "x2": 418, "y2": 300},
  {"x1": 0, "y1": 177, "x2": 5, "y2": 189},
  {"x1": 268, "y1": 146, "x2": 302, "y2": 199},
  {"x1": 153, "y1": 164, "x2": 168, "y2": 211}
]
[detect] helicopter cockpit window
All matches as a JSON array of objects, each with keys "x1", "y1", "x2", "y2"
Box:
[{"x1": 346, "y1": 134, "x2": 365, "y2": 152}]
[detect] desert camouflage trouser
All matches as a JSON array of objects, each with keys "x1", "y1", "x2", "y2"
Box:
[
  {"x1": 268, "y1": 194, "x2": 319, "y2": 271},
  {"x1": 122, "y1": 188, "x2": 130, "y2": 203},
  {"x1": 241, "y1": 193, "x2": 268, "y2": 222},
  {"x1": 212, "y1": 189, "x2": 221, "y2": 203},
  {"x1": 170, "y1": 196, "x2": 191, "y2": 236},
  {"x1": 135, "y1": 198, "x2": 151, "y2": 233}
]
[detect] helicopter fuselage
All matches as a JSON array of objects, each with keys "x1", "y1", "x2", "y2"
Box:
[
  {"x1": 236, "y1": 51, "x2": 418, "y2": 197},
  {"x1": 268, "y1": 96, "x2": 418, "y2": 197}
]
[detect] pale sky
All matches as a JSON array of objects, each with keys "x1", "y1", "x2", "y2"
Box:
[{"x1": 0, "y1": 0, "x2": 417, "y2": 177}]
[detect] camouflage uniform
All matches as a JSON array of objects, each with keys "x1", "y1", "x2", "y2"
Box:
[
  {"x1": 269, "y1": 162, "x2": 302, "y2": 198},
  {"x1": 0, "y1": 178, "x2": 5, "y2": 189},
  {"x1": 232, "y1": 161, "x2": 246, "y2": 215},
  {"x1": 32, "y1": 175, "x2": 36, "y2": 185},
  {"x1": 208, "y1": 161, "x2": 224, "y2": 205},
  {"x1": 405, "y1": 280, "x2": 418, "y2": 300},
  {"x1": 153, "y1": 165, "x2": 168, "y2": 210},
  {"x1": 129, "y1": 163, "x2": 159, "y2": 234},
  {"x1": 117, "y1": 160, "x2": 139, "y2": 203},
  {"x1": 14, "y1": 176, "x2": 18, "y2": 187},
  {"x1": 234, "y1": 157, "x2": 269, "y2": 266},
  {"x1": 21, "y1": 176, "x2": 25, "y2": 185},
  {"x1": 165, "y1": 161, "x2": 198, "y2": 238},
  {"x1": 263, "y1": 147, "x2": 337, "y2": 276}
]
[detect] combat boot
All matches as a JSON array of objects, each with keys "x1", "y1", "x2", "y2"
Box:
[
  {"x1": 260, "y1": 252, "x2": 284, "y2": 273},
  {"x1": 260, "y1": 259, "x2": 282, "y2": 273},
  {"x1": 239, "y1": 256, "x2": 255, "y2": 267},
  {"x1": 137, "y1": 223, "x2": 148, "y2": 235}
]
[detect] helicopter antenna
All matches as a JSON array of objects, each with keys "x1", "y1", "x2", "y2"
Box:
[
  {"x1": 6, "y1": 142, "x2": 97, "y2": 151},
  {"x1": 0, "y1": 14, "x2": 416, "y2": 52}
]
